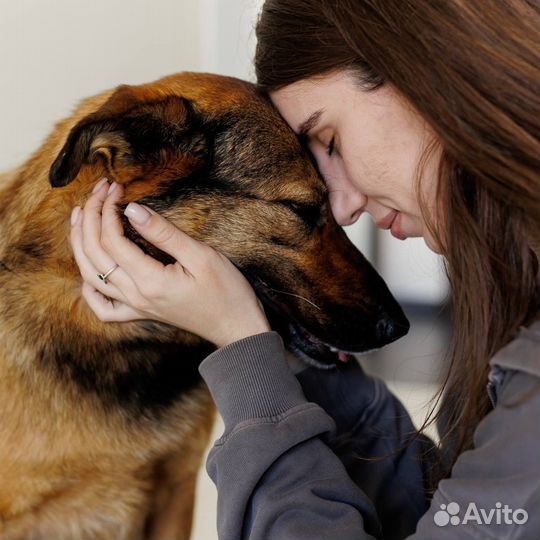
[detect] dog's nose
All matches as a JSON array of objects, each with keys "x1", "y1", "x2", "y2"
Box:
[{"x1": 375, "y1": 312, "x2": 410, "y2": 344}]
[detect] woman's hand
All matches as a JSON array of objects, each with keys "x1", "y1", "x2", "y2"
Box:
[{"x1": 69, "y1": 178, "x2": 271, "y2": 348}]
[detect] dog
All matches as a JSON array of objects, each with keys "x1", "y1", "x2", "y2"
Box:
[{"x1": 0, "y1": 72, "x2": 409, "y2": 539}]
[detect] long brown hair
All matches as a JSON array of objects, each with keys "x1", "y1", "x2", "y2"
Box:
[{"x1": 255, "y1": 0, "x2": 540, "y2": 483}]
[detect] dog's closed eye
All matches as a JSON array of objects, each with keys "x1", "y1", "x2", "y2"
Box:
[{"x1": 280, "y1": 200, "x2": 322, "y2": 231}]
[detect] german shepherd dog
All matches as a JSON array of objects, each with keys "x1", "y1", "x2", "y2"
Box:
[{"x1": 0, "y1": 73, "x2": 408, "y2": 539}]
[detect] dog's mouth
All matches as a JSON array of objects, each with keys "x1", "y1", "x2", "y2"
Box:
[
  {"x1": 284, "y1": 320, "x2": 363, "y2": 369},
  {"x1": 242, "y1": 272, "x2": 367, "y2": 369}
]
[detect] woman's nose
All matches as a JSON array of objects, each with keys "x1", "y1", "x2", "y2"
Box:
[{"x1": 329, "y1": 190, "x2": 365, "y2": 226}]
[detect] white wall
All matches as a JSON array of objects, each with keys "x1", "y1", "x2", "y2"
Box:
[
  {"x1": 377, "y1": 231, "x2": 448, "y2": 304},
  {"x1": 199, "y1": 0, "x2": 263, "y2": 80},
  {"x1": 347, "y1": 222, "x2": 448, "y2": 305},
  {"x1": 0, "y1": 0, "x2": 202, "y2": 170}
]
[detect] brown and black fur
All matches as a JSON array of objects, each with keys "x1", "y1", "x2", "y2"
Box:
[{"x1": 0, "y1": 72, "x2": 408, "y2": 539}]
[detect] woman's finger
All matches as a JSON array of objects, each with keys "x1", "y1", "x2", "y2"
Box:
[
  {"x1": 70, "y1": 206, "x2": 126, "y2": 299},
  {"x1": 70, "y1": 202, "x2": 143, "y2": 305},
  {"x1": 99, "y1": 183, "x2": 189, "y2": 289},
  {"x1": 82, "y1": 178, "x2": 158, "y2": 300},
  {"x1": 81, "y1": 282, "x2": 148, "y2": 323},
  {"x1": 127, "y1": 203, "x2": 211, "y2": 268},
  {"x1": 81, "y1": 178, "x2": 121, "y2": 277},
  {"x1": 104, "y1": 182, "x2": 211, "y2": 269}
]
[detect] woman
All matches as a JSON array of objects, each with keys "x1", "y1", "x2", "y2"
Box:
[{"x1": 69, "y1": 1, "x2": 539, "y2": 538}]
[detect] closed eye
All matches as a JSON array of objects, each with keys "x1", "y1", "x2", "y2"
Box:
[
  {"x1": 326, "y1": 137, "x2": 335, "y2": 156},
  {"x1": 280, "y1": 200, "x2": 322, "y2": 230}
]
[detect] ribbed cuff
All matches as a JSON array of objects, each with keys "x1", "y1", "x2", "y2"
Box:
[{"x1": 198, "y1": 331, "x2": 308, "y2": 432}]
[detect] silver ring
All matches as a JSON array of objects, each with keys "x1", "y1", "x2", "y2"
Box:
[{"x1": 97, "y1": 264, "x2": 119, "y2": 284}]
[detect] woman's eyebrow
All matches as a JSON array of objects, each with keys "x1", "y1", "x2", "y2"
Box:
[{"x1": 297, "y1": 109, "x2": 324, "y2": 137}]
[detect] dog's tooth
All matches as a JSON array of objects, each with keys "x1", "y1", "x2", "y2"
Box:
[{"x1": 329, "y1": 346, "x2": 338, "y2": 352}]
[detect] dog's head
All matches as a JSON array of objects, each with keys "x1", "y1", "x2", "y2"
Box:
[{"x1": 49, "y1": 72, "x2": 409, "y2": 367}]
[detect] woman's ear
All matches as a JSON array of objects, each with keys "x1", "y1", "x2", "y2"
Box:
[{"x1": 49, "y1": 86, "x2": 206, "y2": 188}]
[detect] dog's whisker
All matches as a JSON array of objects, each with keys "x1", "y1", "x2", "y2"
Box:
[{"x1": 263, "y1": 286, "x2": 322, "y2": 311}]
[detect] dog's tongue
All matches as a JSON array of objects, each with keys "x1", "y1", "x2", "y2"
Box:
[{"x1": 338, "y1": 351, "x2": 349, "y2": 362}]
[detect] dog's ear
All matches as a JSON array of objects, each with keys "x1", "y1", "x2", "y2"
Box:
[{"x1": 49, "y1": 85, "x2": 207, "y2": 187}]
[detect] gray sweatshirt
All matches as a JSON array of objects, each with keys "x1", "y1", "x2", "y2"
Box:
[{"x1": 198, "y1": 321, "x2": 540, "y2": 540}]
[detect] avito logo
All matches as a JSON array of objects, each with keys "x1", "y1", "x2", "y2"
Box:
[{"x1": 434, "y1": 502, "x2": 528, "y2": 527}]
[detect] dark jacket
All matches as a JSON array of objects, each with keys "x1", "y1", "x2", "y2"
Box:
[{"x1": 198, "y1": 321, "x2": 540, "y2": 540}]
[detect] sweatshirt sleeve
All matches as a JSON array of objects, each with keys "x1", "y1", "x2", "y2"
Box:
[{"x1": 198, "y1": 331, "x2": 435, "y2": 540}]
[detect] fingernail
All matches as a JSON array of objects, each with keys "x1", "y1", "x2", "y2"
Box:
[
  {"x1": 107, "y1": 181, "x2": 117, "y2": 195},
  {"x1": 92, "y1": 177, "x2": 109, "y2": 193},
  {"x1": 70, "y1": 206, "x2": 81, "y2": 226},
  {"x1": 124, "y1": 202, "x2": 151, "y2": 225}
]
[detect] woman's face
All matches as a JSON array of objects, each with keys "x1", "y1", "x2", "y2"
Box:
[{"x1": 270, "y1": 70, "x2": 441, "y2": 252}]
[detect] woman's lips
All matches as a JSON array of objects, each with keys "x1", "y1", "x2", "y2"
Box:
[
  {"x1": 376, "y1": 210, "x2": 398, "y2": 229},
  {"x1": 390, "y1": 212, "x2": 405, "y2": 240},
  {"x1": 376, "y1": 210, "x2": 406, "y2": 240}
]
